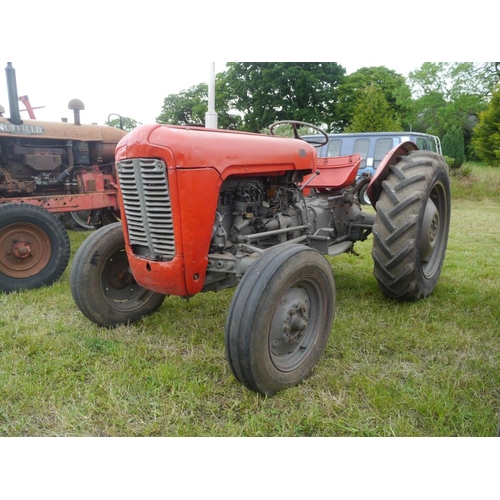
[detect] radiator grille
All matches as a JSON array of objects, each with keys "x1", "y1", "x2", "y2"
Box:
[{"x1": 117, "y1": 158, "x2": 174, "y2": 258}]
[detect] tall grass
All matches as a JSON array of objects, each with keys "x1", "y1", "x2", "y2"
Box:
[
  {"x1": 0, "y1": 162, "x2": 499, "y2": 436},
  {"x1": 451, "y1": 161, "x2": 500, "y2": 200}
]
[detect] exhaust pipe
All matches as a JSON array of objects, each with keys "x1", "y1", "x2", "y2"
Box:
[{"x1": 5, "y1": 62, "x2": 22, "y2": 125}]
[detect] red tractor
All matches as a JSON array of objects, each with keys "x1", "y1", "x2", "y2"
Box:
[
  {"x1": 0, "y1": 63, "x2": 127, "y2": 292},
  {"x1": 70, "y1": 120, "x2": 451, "y2": 395}
]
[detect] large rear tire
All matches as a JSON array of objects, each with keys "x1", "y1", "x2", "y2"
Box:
[
  {"x1": 371, "y1": 150, "x2": 451, "y2": 300},
  {"x1": 70, "y1": 222, "x2": 166, "y2": 327},
  {"x1": 0, "y1": 203, "x2": 70, "y2": 293},
  {"x1": 225, "y1": 244, "x2": 335, "y2": 395}
]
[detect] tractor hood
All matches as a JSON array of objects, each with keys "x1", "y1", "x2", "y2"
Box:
[{"x1": 0, "y1": 116, "x2": 127, "y2": 143}]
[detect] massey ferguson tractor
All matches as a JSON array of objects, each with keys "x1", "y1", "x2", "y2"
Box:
[
  {"x1": 0, "y1": 62, "x2": 127, "y2": 293},
  {"x1": 70, "y1": 120, "x2": 451, "y2": 395}
]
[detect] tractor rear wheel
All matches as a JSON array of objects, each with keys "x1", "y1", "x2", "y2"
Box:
[
  {"x1": 0, "y1": 203, "x2": 70, "y2": 293},
  {"x1": 225, "y1": 244, "x2": 335, "y2": 395},
  {"x1": 371, "y1": 150, "x2": 451, "y2": 300},
  {"x1": 70, "y1": 222, "x2": 166, "y2": 327}
]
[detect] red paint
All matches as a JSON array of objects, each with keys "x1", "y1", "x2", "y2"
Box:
[
  {"x1": 301, "y1": 154, "x2": 362, "y2": 195},
  {"x1": 366, "y1": 141, "x2": 419, "y2": 205},
  {"x1": 115, "y1": 124, "x2": 364, "y2": 296}
]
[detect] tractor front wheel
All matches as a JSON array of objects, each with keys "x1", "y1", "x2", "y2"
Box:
[
  {"x1": 0, "y1": 203, "x2": 70, "y2": 293},
  {"x1": 70, "y1": 222, "x2": 166, "y2": 327},
  {"x1": 225, "y1": 244, "x2": 335, "y2": 395},
  {"x1": 371, "y1": 150, "x2": 451, "y2": 300}
]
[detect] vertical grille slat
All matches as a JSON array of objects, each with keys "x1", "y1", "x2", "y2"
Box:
[{"x1": 117, "y1": 158, "x2": 175, "y2": 258}]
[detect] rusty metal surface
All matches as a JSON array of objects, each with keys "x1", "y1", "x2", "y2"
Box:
[
  {"x1": 0, "y1": 116, "x2": 127, "y2": 143},
  {"x1": 0, "y1": 221, "x2": 51, "y2": 278},
  {"x1": 0, "y1": 191, "x2": 119, "y2": 212}
]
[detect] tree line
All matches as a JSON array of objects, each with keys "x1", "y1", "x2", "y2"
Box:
[{"x1": 150, "y1": 62, "x2": 500, "y2": 167}]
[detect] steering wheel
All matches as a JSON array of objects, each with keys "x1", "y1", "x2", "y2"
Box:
[{"x1": 269, "y1": 120, "x2": 329, "y2": 147}]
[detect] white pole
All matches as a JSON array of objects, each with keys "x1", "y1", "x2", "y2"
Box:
[{"x1": 205, "y1": 62, "x2": 218, "y2": 128}]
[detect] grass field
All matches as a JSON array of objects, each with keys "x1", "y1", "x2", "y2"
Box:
[{"x1": 1, "y1": 163, "x2": 499, "y2": 436}]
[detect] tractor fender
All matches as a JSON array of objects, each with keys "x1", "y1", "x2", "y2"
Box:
[{"x1": 366, "y1": 141, "x2": 419, "y2": 206}]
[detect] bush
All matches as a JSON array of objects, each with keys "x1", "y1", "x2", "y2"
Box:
[
  {"x1": 450, "y1": 163, "x2": 473, "y2": 179},
  {"x1": 443, "y1": 155, "x2": 455, "y2": 168},
  {"x1": 442, "y1": 126, "x2": 465, "y2": 168},
  {"x1": 472, "y1": 84, "x2": 500, "y2": 166}
]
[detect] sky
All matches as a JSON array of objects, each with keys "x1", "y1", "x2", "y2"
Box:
[{"x1": 2, "y1": 0, "x2": 493, "y2": 129}]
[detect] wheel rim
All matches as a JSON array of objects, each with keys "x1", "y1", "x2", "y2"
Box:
[
  {"x1": 269, "y1": 279, "x2": 322, "y2": 372},
  {"x1": 100, "y1": 248, "x2": 157, "y2": 311},
  {"x1": 70, "y1": 211, "x2": 95, "y2": 230},
  {"x1": 0, "y1": 223, "x2": 51, "y2": 278},
  {"x1": 362, "y1": 187, "x2": 371, "y2": 205},
  {"x1": 420, "y1": 181, "x2": 448, "y2": 278}
]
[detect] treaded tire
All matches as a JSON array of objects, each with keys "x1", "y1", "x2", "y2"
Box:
[
  {"x1": 225, "y1": 244, "x2": 335, "y2": 395},
  {"x1": 0, "y1": 203, "x2": 70, "y2": 293},
  {"x1": 371, "y1": 150, "x2": 451, "y2": 300},
  {"x1": 70, "y1": 222, "x2": 166, "y2": 327}
]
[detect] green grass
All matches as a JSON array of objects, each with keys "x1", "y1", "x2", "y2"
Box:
[
  {"x1": 1, "y1": 162, "x2": 499, "y2": 436},
  {"x1": 450, "y1": 161, "x2": 500, "y2": 201}
]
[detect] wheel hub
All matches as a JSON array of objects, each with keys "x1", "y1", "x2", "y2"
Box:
[
  {"x1": 108, "y1": 261, "x2": 135, "y2": 289},
  {"x1": 102, "y1": 250, "x2": 142, "y2": 302},
  {"x1": 270, "y1": 288, "x2": 311, "y2": 359},
  {"x1": 0, "y1": 223, "x2": 51, "y2": 278},
  {"x1": 12, "y1": 241, "x2": 32, "y2": 259},
  {"x1": 283, "y1": 303, "x2": 309, "y2": 344},
  {"x1": 420, "y1": 197, "x2": 439, "y2": 263}
]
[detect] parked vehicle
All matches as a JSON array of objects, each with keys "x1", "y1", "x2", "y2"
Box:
[
  {"x1": 0, "y1": 63, "x2": 127, "y2": 293},
  {"x1": 70, "y1": 120, "x2": 451, "y2": 395},
  {"x1": 305, "y1": 131, "x2": 442, "y2": 204}
]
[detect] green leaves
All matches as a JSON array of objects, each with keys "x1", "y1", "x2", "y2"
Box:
[
  {"x1": 337, "y1": 66, "x2": 412, "y2": 131},
  {"x1": 344, "y1": 82, "x2": 402, "y2": 133},
  {"x1": 223, "y1": 62, "x2": 346, "y2": 132},
  {"x1": 442, "y1": 126, "x2": 466, "y2": 168},
  {"x1": 156, "y1": 80, "x2": 242, "y2": 130},
  {"x1": 156, "y1": 83, "x2": 209, "y2": 126},
  {"x1": 472, "y1": 84, "x2": 500, "y2": 166}
]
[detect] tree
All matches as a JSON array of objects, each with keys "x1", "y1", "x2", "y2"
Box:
[
  {"x1": 407, "y1": 63, "x2": 497, "y2": 156},
  {"x1": 344, "y1": 83, "x2": 402, "y2": 132},
  {"x1": 105, "y1": 115, "x2": 139, "y2": 131},
  {"x1": 441, "y1": 126, "x2": 465, "y2": 168},
  {"x1": 472, "y1": 84, "x2": 500, "y2": 166},
  {"x1": 223, "y1": 62, "x2": 346, "y2": 132},
  {"x1": 337, "y1": 66, "x2": 412, "y2": 131},
  {"x1": 156, "y1": 78, "x2": 242, "y2": 130},
  {"x1": 156, "y1": 83, "x2": 207, "y2": 125},
  {"x1": 409, "y1": 62, "x2": 498, "y2": 100}
]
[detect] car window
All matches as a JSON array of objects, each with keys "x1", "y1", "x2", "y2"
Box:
[
  {"x1": 327, "y1": 139, "x2": 342, "y2": 157},
  {"x1": 416, "y1": 137, "x2": 438, "y2": 152},
  {"x1": 416, "y1": 138, "x2": 427, "y2": 150},
  {"x1": 353, "y1": 139, "x2": 370, "y2": 169},
  {"x1": 374, "y1": 138, "x2": 393, "y2": 167}
]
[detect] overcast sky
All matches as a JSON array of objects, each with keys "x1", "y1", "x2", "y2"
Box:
[{"x1": 1, "y1": 1, "x2": 493, "y2": 127}]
